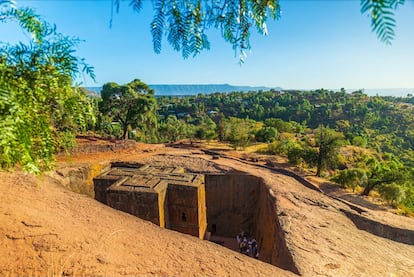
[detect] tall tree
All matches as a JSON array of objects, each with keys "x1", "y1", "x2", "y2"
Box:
[{"x1": 99, "y1": 79, "x2": 157, "y2": 140}]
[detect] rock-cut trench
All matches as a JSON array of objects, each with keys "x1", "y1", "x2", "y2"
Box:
[
  {"x1": 62, "y1": 159, "x2": 414, "y2": 276},
  {"x1": 63, "y1": 163, "x2": 300, "y2": 274},
  {"x1": 204, "y1": 173, "x2": 299, "y2": 274}
]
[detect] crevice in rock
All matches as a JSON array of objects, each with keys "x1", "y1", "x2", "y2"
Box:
[
  {"x1": 340, "y1": 209, "x2": 414, "y2": 245},
  {"x1": 205, "y1": 173, "x2": 300, "y2": 274}
]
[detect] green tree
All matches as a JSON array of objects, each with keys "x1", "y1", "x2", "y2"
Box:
[
  {"x1": 264, "y1": 118, "x2": 293, "y2": 133},
  {"x1": 159, "y1": 116, "x2": 183, "y2": 142},
  {"x1": 362, "y1": 157, "x2": 408, "y2": 196},
  {"x1": 0, "y1": 5, "x2": 95, "y2": 172},
  {"x1": 315, "y1": 125, "x2": 345, "y2": 177},
  {"x1": 378, "y1": 183, "x2": 406, "y2": 206},
  {"x1": 255, "y1": 126, "x2": 278, "y2": 143},
  {"x1": 351, "y1": 136, "x2": 368, "y2": 147},
  {"x1": 267, "y1": 137, "x2": 298, "y2": 156},
  {"x1": 298, "y1": 146, "x2": 319, "y2": 168},
  {"x1": 99, "y1": 79, "x2": 157, "y2": 141},
  {"x1": 286, "y1": 145, "x2": 304, "y2": 165},
  {"x1": 400, "y1": 185, "x2": 414, "y2": 214},
  {"x1": 331, "y1": 168, "x2": 368, "y2": 192},
  {"x1": 195, "y1": 116, "x2": 217, "y2": 142},
  {"x1": 220, "y1": 117, "x2": 256, "y2": 149}
]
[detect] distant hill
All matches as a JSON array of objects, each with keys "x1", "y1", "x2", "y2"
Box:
[
  {"x1": 84, "y1": 86, "x2": 414, "y2": 97},
  {"x1": 82, "y1": 87, "x2": 100, "y2": 98},
  {"x1": 149, "y1": 84, "x2": 280, "y2": 95},
  {"x1": 84, "y1": 84, "x2": 281, "y2": 96},
  {"x1": 360, "y1": 88, "x2": 414, "y2": 97},
  {"x1": 84, "y1": 87, "x2": 102, "y2": 95}
]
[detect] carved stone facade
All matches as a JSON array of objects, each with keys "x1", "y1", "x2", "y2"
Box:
[{"x1": 94, "y1": 165, "x2": 207, "y2": 239}]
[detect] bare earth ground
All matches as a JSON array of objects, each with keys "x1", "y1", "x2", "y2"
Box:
[{"x1": 1, "y1": 141, "x2": 413, "y2": 276}]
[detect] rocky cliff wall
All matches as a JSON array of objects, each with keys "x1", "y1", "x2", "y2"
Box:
[{"x1": 205, "y1": 173, "x2": 298, "y2": 273}]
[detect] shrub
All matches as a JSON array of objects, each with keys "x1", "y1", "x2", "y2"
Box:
[
  {"x1": 352, "y1": 136, "x2": 367, "y2": 147},
  {"x1": 378, "y1": 184, "x2": 406, "y2": 206}
]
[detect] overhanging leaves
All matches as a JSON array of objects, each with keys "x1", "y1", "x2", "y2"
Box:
[
  {"x1": 118, "y1": 0, "x2": 281, "y2": 61},
  {"x1": 1, "y1": 5, "x2": 95, "y2": 172},
  {"x1": 360, "y1": 0, "x2": 404, "y2": 44}
]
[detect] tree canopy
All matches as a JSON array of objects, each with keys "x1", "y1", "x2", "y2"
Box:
[
  {"x1": 99, "y1": 79, "x2": 158, "y2": 141},
  {"x1": 362, "y1": 156, "x2": 408, "y2": 196}
]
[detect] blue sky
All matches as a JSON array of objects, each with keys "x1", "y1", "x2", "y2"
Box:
[{"x1": 2, "y1": 0, "x2": 414, "y2": 90}]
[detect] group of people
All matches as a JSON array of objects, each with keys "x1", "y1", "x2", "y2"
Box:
[{"x1": 236, "y1": 232, "x2": 259, "y2": 259}]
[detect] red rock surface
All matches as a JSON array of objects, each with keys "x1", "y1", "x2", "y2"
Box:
[{"x1": 1, "y1": 142, "x2": 413, "y2": 276}]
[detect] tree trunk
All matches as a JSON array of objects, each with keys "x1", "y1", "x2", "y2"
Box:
[
  {"x1": 316, "y1": 125, "x2": 324, "y2": 177},
  {"x1": 316, "y1": 167, "x2": 321, "y2": 177},
  {"x1": 122, "y1": 124, "x2": 128, "y2": 140},
  {"x1": 316, "y1": 144, "x2": 323, "y2": 177},
  {"x1": 361, "y1": 183, "x2": 376, "y2": 196}
]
